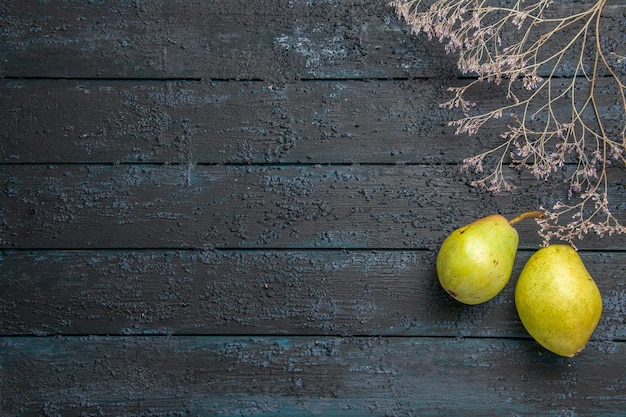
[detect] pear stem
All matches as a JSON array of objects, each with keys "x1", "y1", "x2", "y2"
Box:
[{"x1": 508, "y1": 210, "x2": 545, "y2": 226}]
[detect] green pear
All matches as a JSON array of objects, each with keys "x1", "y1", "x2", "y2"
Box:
[
  {"x1": 436, "y1": 211, "x2": 543, "y2": 305},
  {"x1": 515, "y1": 244, "x2": 602, "y2": 357}
]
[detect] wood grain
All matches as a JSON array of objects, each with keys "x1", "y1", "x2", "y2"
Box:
[
  {"x1": 2, "y1": 77, "x2": 623, "y2": 165},
  {"x1": 1, "y1": 336, "x2": 625, "y2": 416},
  {"x1": 1, "y1": 0, "x2": 623, "y2": 80},
  {"x1": 1, "y1": 249, "x2": 625, "y2": 341},
  {"x1": 4, "y1": 164, "x2": 625, "y2": 250},
  {"x1": 0, "y1": 0, "x2": 452, "y2": 80},
  {"x1": 0, "y1": 78, "x2": 472, "y2": 164},
  {"x1": 2, "y1": 0, "x2": 626, "y2": 415}
]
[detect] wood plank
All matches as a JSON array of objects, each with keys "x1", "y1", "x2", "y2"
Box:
[
  {"x1": 0, "y1": 0, "x2": 453, "y2": 80},
  {"x1": 0, "y1": 79, "x2": 189, "y2": 164},
  {"x1": 1, "y1": 0, "x2": 623, "y2": 80},
  {"x1": 1, "y1": 249, "x2": 625, "y2": 340},
  {"x1": 1, "y1": 335, "x2": 625, "y2": 416},
  {"x1": 3, "y1": 2, "x2": 625, "y2": 415},
  {"x1": 3, "y1": 164, "x2": 625, "y2": 250},
  {"x1": 2, "y1": 76, "x2": 622, "y2": 165},
  {"x1": 0, "y1": 78, "x2": 473, "y2": 164}
]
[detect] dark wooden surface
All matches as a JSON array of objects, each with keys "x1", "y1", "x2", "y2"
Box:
[{"x1": 1, "y1": 1, "x2": 626, "y2": 415}]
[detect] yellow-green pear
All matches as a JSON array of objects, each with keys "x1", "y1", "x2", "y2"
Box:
[
  {"x1": 515, "y1": 244, "x2": 602, "y2": 357},
  {"x1": 436, "y1": 211, "x2": 543, "y2": 305}
]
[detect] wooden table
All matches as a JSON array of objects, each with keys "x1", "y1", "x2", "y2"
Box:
[{"x1": 2, "y1": 1, "x2": 625, "y2": 415}]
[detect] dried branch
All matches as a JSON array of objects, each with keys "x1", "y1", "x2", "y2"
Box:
[{"x1": 391, "y1": 0, "x2": 626, "y2": 245}]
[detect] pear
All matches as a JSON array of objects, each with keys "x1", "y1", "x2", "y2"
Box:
[
  {"x1": 515, "y1": 244, "x2": 602, "y2": 357},
  {"x1": 436, "y1": 211, "x2": 543, "y2": 305}
]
